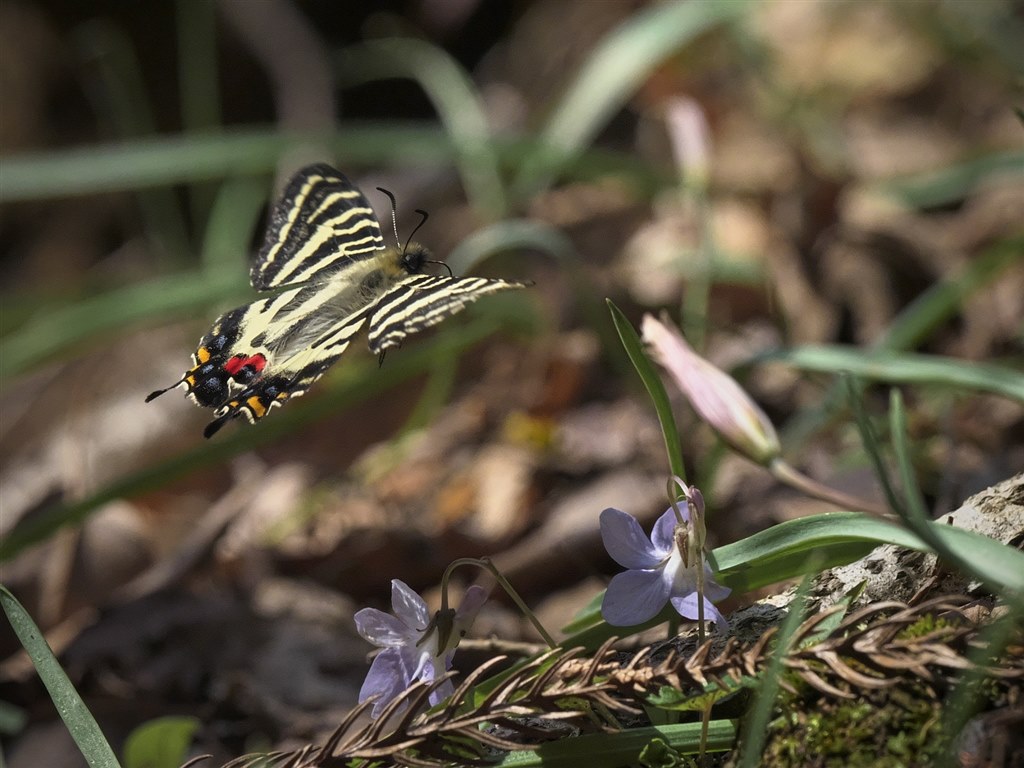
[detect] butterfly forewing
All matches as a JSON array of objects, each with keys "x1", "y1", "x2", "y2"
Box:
[
  {"x1": 251, "y1": 164, "x2": 385, "y2": 290},
  {"x1": 367, "y1": 274, "x2": 529, "y2": 356}
]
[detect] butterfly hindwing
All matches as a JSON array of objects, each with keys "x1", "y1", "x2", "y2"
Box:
[
  {"x1": 251, "y1": 164, "x2": 385, "y2": 290},
  {"x1": 366, "y1": 274, "x2": 529, "y2": 356},
  {"x1": 203, "y1": 308, "x2": 373, "y2": 437}
]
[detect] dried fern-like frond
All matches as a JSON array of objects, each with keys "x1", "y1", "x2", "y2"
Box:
[{"x1": 212, "y1": 597, "x2": 1021, "y2": 767}]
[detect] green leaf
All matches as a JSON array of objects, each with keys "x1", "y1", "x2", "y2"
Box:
[
  {"x1": 0, "y1": 700, "x2": 28, "y2": 736},
  {"x1": 875, "y1": 150, "x2": 1024, "y2": 208},
  {"x1": 492, "y1": 721, "x2": 738, "y2": 767},
  {"x1": 889, "y1": 390, "x2": 1024, "y2": 600},
  {"x1": 122, "y1": 716, "x2": 199, "y2": 768},
  {"x1": 607, "y1": 300, "x2": 686, "y2": 483},
  {"x1": 649, "y1": 677, "x2": 754, "y2": 712},
  {"x1": 560, "y1": 591, "x2": 605, "y2": 636},
  {"x1": 875, "y1": 237, "x2": 1022, "y2": 352},
  {"x1": 755, "y1": 345, "x2": 1024, "y2": 402},
  {"x1": 566, "y1": 508, "x2": 1024, "y2": 651},
  {"x1": 0, "y1": 586, "x2": 120, "y2": 768},
  {"x1": 711, "y1": 510, "x2": 1024, "y2": 595}
]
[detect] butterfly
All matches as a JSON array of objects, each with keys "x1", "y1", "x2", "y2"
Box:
[{"x1": 147, "y1": 164, "x2": 530, "y2": 437}]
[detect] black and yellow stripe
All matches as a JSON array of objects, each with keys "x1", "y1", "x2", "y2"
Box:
[
  {"x1": 251, "y1": 164, "x2": 385, "y2": 290},
  {"x1": 367, "y1": 274, "x2": 527, "y2": 355},
  {"x1": 149, "y1": 163, "x2": 531, "y2": 437}
]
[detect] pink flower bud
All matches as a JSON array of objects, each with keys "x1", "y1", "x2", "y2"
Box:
[{"x1": 642, "y1": 314, "x2": 781, "y2": 465}]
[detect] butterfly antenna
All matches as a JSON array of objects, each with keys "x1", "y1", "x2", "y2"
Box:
[
  {"x1": 145, "y1": 380, "x2": 184, "y2": 402},
  {"x1": 374, "y1": 190, "x2": 445, "y2": 272},
  {"x1": 426, "y1": 259, "x2": 454, "y2": 277},
  {"x1": 376, "y1": 187, "x2": 401, "y2": 246},
  {"x1": 404, "y1": 209, "x2": 429, "y2": 255}
]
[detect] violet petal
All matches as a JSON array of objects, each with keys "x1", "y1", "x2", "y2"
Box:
[
  {"x1": 670, "y1": 592, "x2": 729, "y2": 629},
  {"x1": 602, "y1": 567, "x2": 672, "y2": 626},
  {"x1": 651, "y1": 507, "x2": 685, "y2": 552},
  {"x1": 600, "y1": 508, "x2": 664, "y2": 569},
  {"x1": 391, "y1": 579, "x2": 430, "y2": 630},
  {"x1": 354, "y1": 607, "x2": 412, "y2": 647}
]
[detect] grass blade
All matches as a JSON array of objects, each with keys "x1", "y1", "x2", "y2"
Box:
[
  {"x1": 513, "y1": 0, "x2": 748, "y2": 196},
  {"x1": 0, "y1": 125, "x2": 458, "y2": 202},
  {"x1": 336, "y1": 39, "x2": 506, "y2": 216},
  {"x1": 757, "y1": 345, "x2": 1024, "y2": 402},
  {"x1": 607, "y1": 300, "x2": 686, "y2": 482},
  {"x1": 492, "y1": 721, "x2": 738, "y2": 766},
  {"x1": 0, "y1": 586, "x2": 120, "y2": 768},
  {"x1": 889, "y1": 390, "x2": 1024, "y2": 598}
]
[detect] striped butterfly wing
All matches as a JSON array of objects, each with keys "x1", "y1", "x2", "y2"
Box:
[
  {"x1": 203, "y1": 306, "x2": 374, "y2": 437},
  {"x1": 366, "y1": 274, "x2": 530, "y2": 356},
  {"x1": 251, "y1": 164, "x2": 385, "y2": 290}
]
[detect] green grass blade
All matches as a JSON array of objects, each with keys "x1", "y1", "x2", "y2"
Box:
[
  {"x1": 0, "y1": 586, "x2": 121, "y2": 768},
  {"x1": 889, "y1": 390, "x2": 1024, "y2": 598},
  {"x1": 737, "y1": 571, "x2": 817, "y2": 768},
  {"x1": 176, "y1": 0, "x2": 221, "y2": 134},
  {"x1": 876, "y1": 237, "x2": 1023, "y2": 351},
  {"x1": 492, "y1": 721, "x2": 738, "y2": 766},
  {"x1": 875, "y1": 150, "x2": 1024, "y2": 208},
  {"x1": 757, "y1": 345, "x2": 1024, "y2": 402},
  {"x1": 513, "y1": 0, "x2": 748, "y2": 196},
  {"x1": 0, "y1": 270, "x2": 248, "y2": 380},
  {"x1": 607, "y1": 300, "x2": 686, "y2": 482},
  {"x1": 0, "y1": 125, "x2": 459, "y2": 202},
  {"x1": 711, "y1": 510, "x2": 1024, "y2": 594},
  {"x1": 198, "y1": 174, "x2": 269, "y2": 272},
  {"x1": 0, "y1": 127, "x2": 663, "y2": 203},
  {"x1": 72, "y1": 19, "x2": 192, "y2": 263},
  {"x1": 844, "y1": 376, "x2": 904, "y2": 515},
  {"x1": 445, "y1": 218, "x2": 575, "y2": 276},
  {"x1": 336, "y1": 39, "x2": 506, "y2": 216}
]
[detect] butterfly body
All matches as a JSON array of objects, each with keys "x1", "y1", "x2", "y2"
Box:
[{"x1": 147, "y1": 165, "x2": 529, "y2": 437}]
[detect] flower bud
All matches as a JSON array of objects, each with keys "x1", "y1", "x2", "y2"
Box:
[{"x1": 642, "y1": 313, "x2": 781, "y2": 465}]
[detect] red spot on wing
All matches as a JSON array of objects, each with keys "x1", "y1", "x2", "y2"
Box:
[{"x1": 224, "y1": 354, "x2": 267, "y2": 376}]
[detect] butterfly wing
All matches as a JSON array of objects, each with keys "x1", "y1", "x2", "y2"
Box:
[
  {"x1": 366, "y1": 274, "x2": 530, "y2": 356},
  {"x1": 251, "y1": 164, "x2": 385, "y2": 290},
  {"x1": 203, "y1": 307, "x2": 373, "y2": 437}
]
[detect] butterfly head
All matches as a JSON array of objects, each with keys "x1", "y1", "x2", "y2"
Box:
[{"x1": 400, "y1": 242, "x2": 432, "y2": 274}]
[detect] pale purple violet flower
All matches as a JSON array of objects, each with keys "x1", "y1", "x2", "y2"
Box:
[
  {"x1": 600, "y1": 495, "x2": 729, "y2": 629},
  {"x1": 355, "y1": 580, "x2": 487, "y2": 717}
]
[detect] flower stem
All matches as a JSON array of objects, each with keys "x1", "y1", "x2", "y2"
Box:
[
  {"x1": 444, "y1": 557, "x2": 557, "y2": 649},
  {"x1": 769, "y1": 458, "x2": 892, "y2": 519}
]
